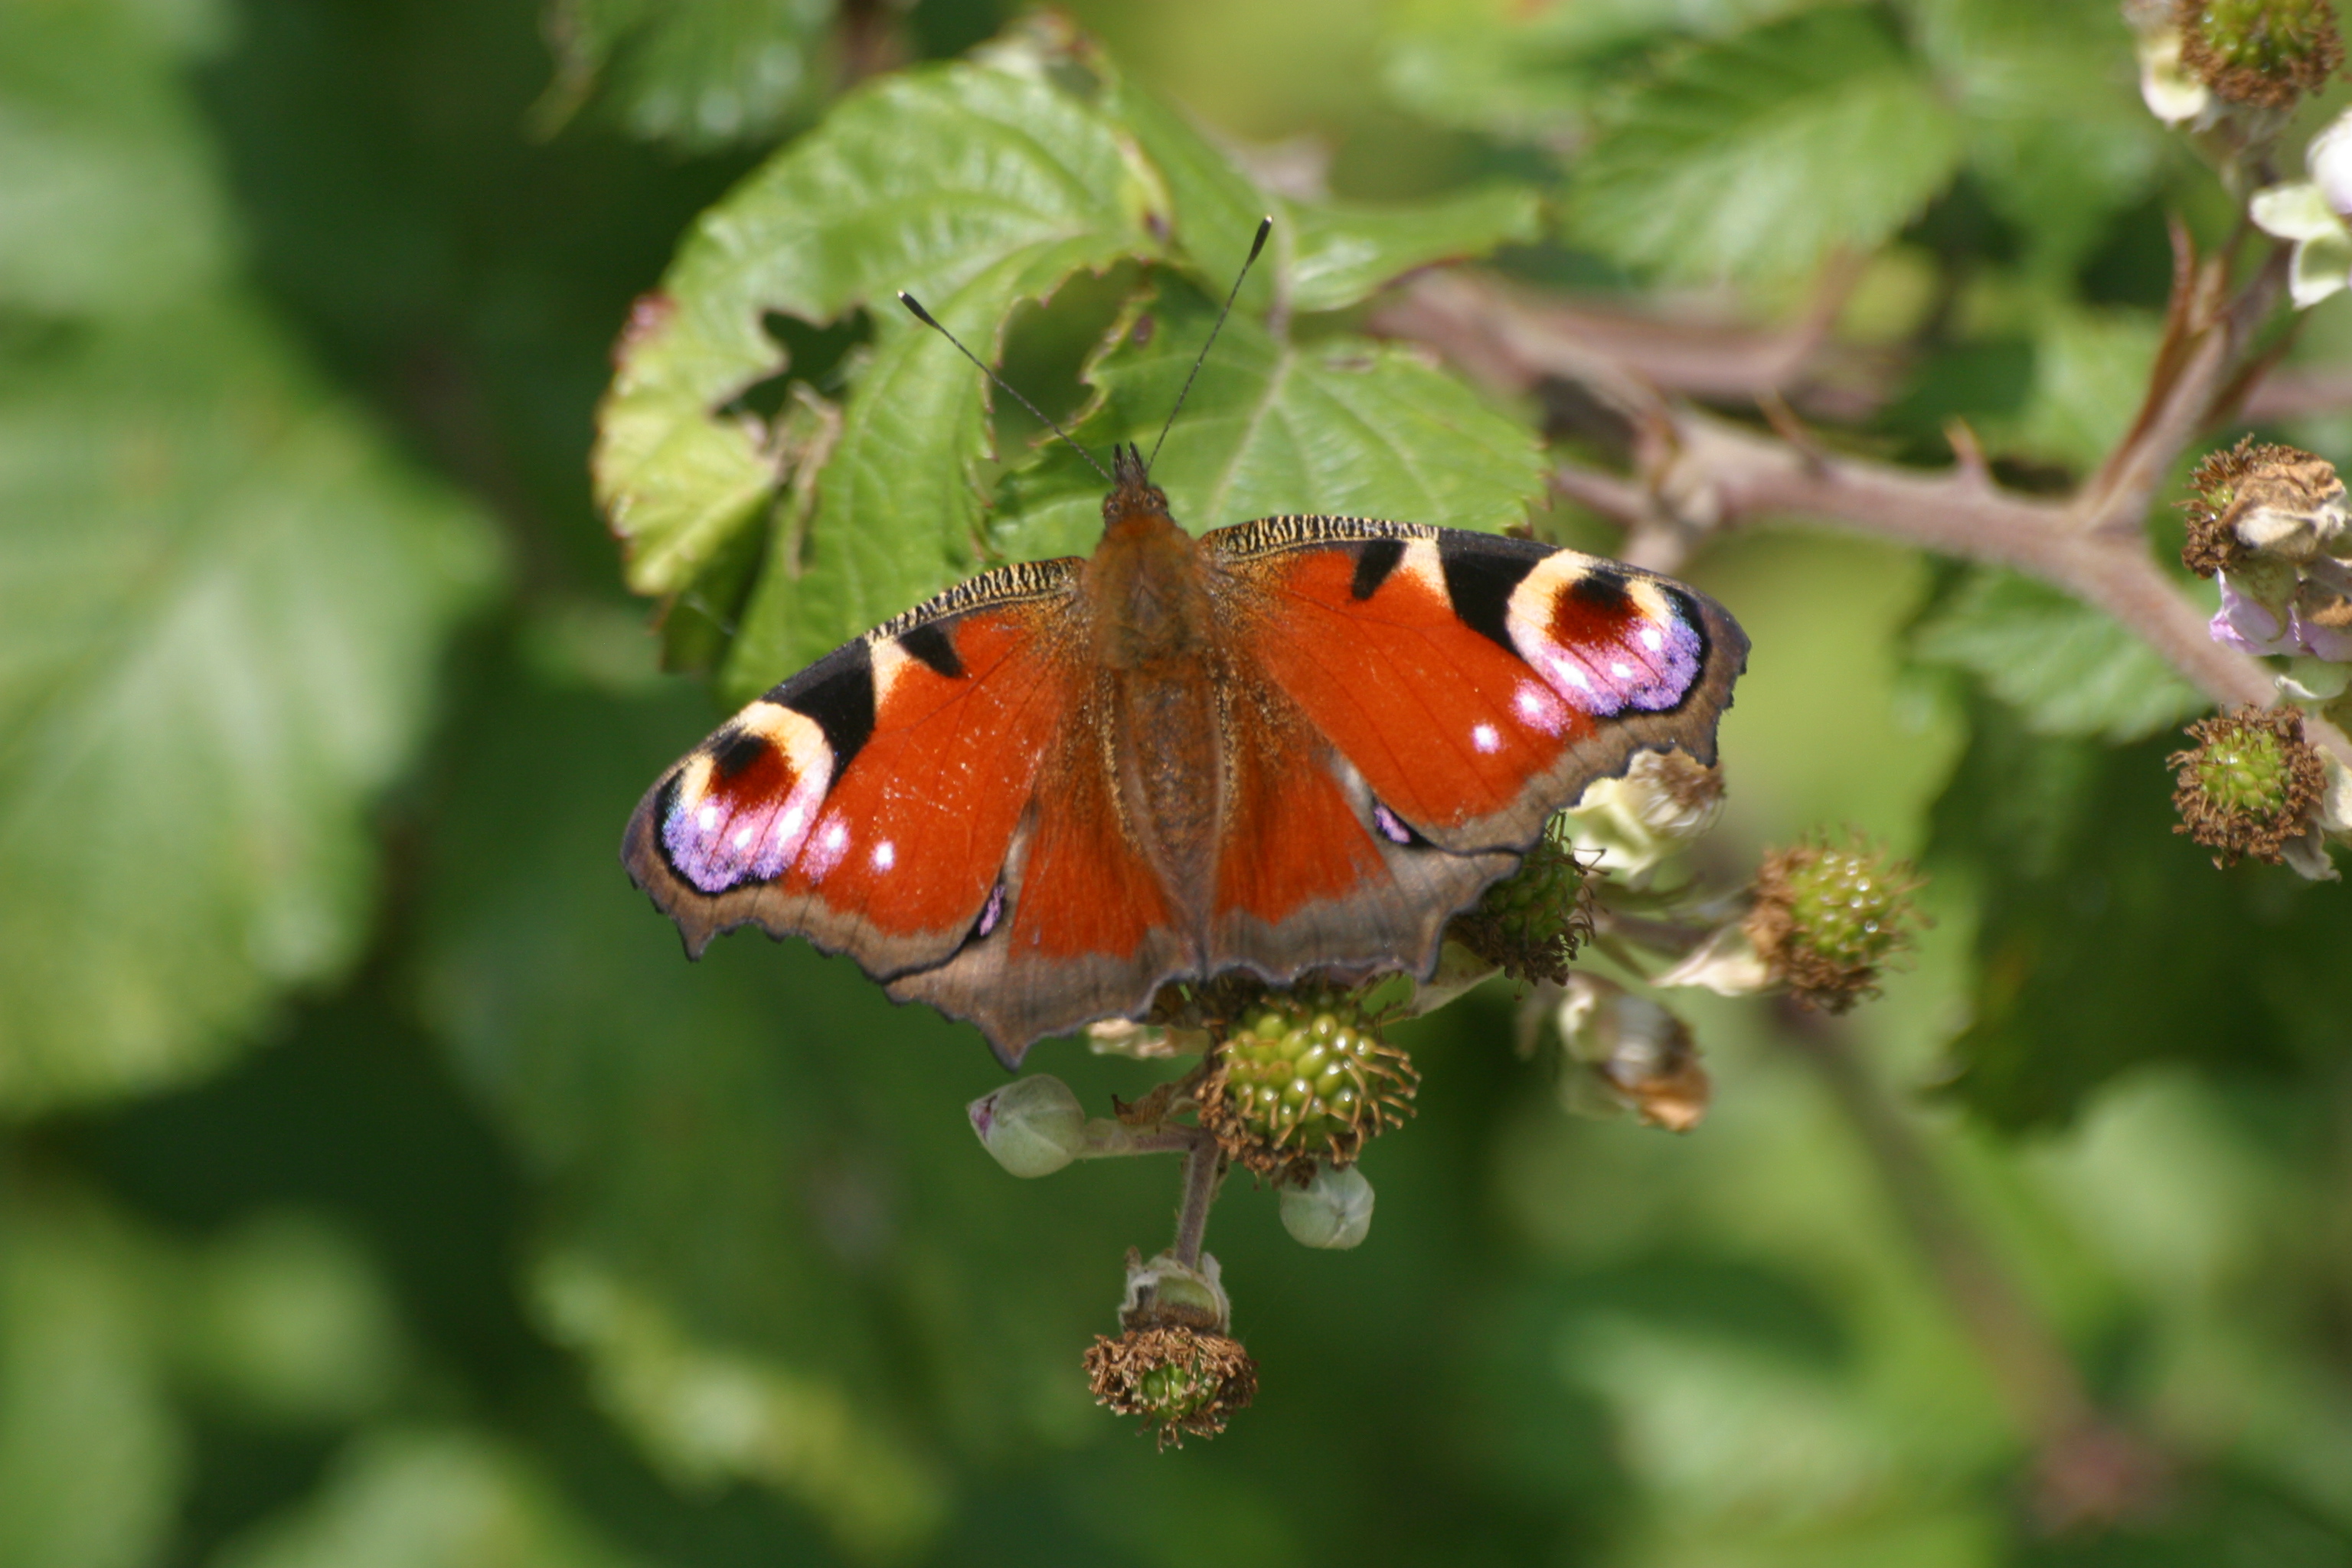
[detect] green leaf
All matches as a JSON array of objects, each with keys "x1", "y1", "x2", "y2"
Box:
[
  {"x1": 535, "y1": 0, "x2": 837, "y2": 149},
  {"x1": 212, "y1": 1430, "x2": 641, "y2": 1568},
  {"x1": 604, "y1": 29, "x2": 1548, "y2": 698},
  {"x1": 593, "y1": 41, "x2": 1170, "y2": 603},
  {"x1": 0, "y1": 304, "x2": 499, "y2": 1114},
  {"x1": 721, "y1": 233, "x2": 1142, "y2": 687},
  {"x1": 1099, "y1": 70, "x2": 1278, "y2": 308},
  {"x1": 1901, "y1": 0, "x2": 2164, "y2": 277},
  {"x1": 0, "y1": 1197, "x2": 181, "y2": 1568},
  {"x1": 1378, "y1": 0, "x2": 1809, "y2": 142},
  {"x1": 0, "y1": 0, "x2": 236, "y2": 318},
  {"x1": 1564, "y1": 6, "x2": 1964, "y2": 281},
  {"x1": 1101, "y1": 64, "x2": 1544, "y2": 315},
  {"x1": 2008, "y1": 301, "x2": 2164, "y2": 475},
  {"x1": 1910, "y1": 568, "x2": 2206, "y2": 743},
  {"x1": 531, "y1": 1252, "x2": 945, "y2": 1558},
  {"x1": 1285, "y1": 185, "x2": 1542, "y2": 315},
  {"x1": 988, "y1": 279, "x2": 1550, "y2": 564},
  {"x1": 1927, "y1": 697, "x2": 2352, "y2": 1129},
  {"x1": 172, "y1": 1212, "x2": 407, "y2": 1426}
]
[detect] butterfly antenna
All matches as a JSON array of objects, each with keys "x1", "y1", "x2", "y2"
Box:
[
  {"x1": 896, "y1": 292, "x2": 1114, "y2": 485},
  {"x1": 1145, "y1": 214, "x2": 1273, "y2": 472}
]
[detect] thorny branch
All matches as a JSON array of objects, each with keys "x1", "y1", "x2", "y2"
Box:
[
  {"x1": 1370, "y1": 227, "x2": 2348, "y2": 1519},
  {"x1": 1370, "y1": 234, "x2": 2352, "y2": 765}
]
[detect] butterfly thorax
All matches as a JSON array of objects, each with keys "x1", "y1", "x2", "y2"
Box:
[{"x1": 1084, "y1": 457, "x2": 1214, "y2": 671}]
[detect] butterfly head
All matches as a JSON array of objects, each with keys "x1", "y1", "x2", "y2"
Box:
[{"x1": 1102, "y1": 442, "x2": 1175, "y2": 540}]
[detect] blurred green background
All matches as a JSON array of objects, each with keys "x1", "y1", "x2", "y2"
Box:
[{"x1": 7, "y1": 0, "x2": 2352, "y2": 1563}]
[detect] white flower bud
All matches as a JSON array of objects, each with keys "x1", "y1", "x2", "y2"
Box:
[
  {"x1": 1278, "y1": 1165, "x2": 1375, "y2": 1250},
  {"x1": 2136, "y1": 27, "x2": 2212, "y2": 126},
  {"x1": 1651, "y1": 921, "x2": 1773, "y2": 997},
  {"x1": 968, "y1": 1075, "x2": 1087, "y2": 1177},
  {"x1": 2309, "y1": 108, "x2": 2352, "y2": 218},
  {"x1": 1561, "y1": 749, "x2": 1724, "y2": 884}
]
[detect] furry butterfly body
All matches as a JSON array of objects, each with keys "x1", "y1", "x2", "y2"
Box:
[{"x1": 625, "y1": 446, "x2": 1747, "y2": 1066}]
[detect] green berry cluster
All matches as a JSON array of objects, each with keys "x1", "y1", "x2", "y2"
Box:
[
  {"x1": 2179, "y1": 0, "x2": 2344, "y2": 108},
  {"x1": 1452, "y1": 829, "x2": 1590, "y2": 985},
  {"x1": 1200, "y1": 993, "x2": 1417, "y2": 1178},
  {"x1": 1744, "y1": 836, "x2": 1922, "y2": 1014}
]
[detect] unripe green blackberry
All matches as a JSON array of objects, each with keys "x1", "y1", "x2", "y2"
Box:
[
  {"x1": 2170, "y1": 704, "x2": 2328, "y2": 867},
  {"x1": 2177, "y1": 0, "x2": 2344, "y2": 109},
  {"x1": 1451, "y1": 828, "x2": 1591, "y2": 985},
  {"x1": 1743, "y1": 835, "x2": 1923, "y2": 1014},
  {"x1": 1198, "y1": 991, "x2": 1417, "y2": 1180}
]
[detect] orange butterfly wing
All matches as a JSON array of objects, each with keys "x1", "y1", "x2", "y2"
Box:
[
  {"x1": 622, "y1": 559, "x2": 1192, "y2": 1061},
  {"x1": 1199, "y1": 517, "x2": 1746, "y2": 952},
  {"x1": 624, "y1": 561, "x2": 1089, "y2": 982}
]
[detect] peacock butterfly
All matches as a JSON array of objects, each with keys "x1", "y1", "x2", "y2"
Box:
[{"x1": 622, "y1": 227, "x2": 1748, "y2": 1067}]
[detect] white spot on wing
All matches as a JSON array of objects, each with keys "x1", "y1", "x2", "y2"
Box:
[
  {"x1": 1513, "y1": 680, "x2": 1566, "y2": 734},
  {"x1": 1639, "y1": 625, "x2": 1666, "y2": 652},
  {"x1": 697, "y1": 804, "x2": 720, "y2": 832},
  {"x1": 1472, "y1": 722, "x2": 1501, "y2": 753},
  {"x1": 871, "y1": 839, "x2": 897, "y2": 872}
]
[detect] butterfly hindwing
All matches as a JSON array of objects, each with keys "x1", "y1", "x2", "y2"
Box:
[
  {"x1": 884, "y1": 674, "x2": 1195, "y2": 1060},
  {"x1": 1202, "y1": 668, "x2": 1520, "y2": 985}
]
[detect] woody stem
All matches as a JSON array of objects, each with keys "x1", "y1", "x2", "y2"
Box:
[{"x1": 1171, "y1": 1130, "x2": 1223, "y2": 1270}]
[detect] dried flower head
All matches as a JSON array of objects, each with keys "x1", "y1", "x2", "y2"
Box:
[
  {"x1": 1448, "y1": 826, "x2": 1592, "y2": 985},
  {"x1": 1197, "y1": 991, "x2": 1417, "y2": 1182},
  {"x1": 2180, "y1": 437, "x2": 2348, "y2": 574},
  {"x1": 2177, "y1": 0, "x2": 2345, "y2": 108},
  {"x1": 1083, "y1": 1325, "x2": 1259, "y2": 1449},
  {"x1": 2169, "y1": 704, "x2": 2328, "y2": 866},
  {"x1": 1743, "y1": 836, "x2": 1925, "y2": 1014}
]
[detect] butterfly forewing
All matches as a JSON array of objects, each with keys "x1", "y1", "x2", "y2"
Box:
[
  {"x1": 623, "y1": 558, "x2": 1086, "y2": 983},
  {"x1": 1205, "y1": 516, "x2": 1746, "y2": 857}
]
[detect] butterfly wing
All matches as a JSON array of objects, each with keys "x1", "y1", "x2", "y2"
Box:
[
  {"x1": 629, "y1": 514, "x2": 1746, "y2": 1066},
  {"x1": 623, "y1": 559, "x2": 1095, "y2": 986},
  {"x1": 1200, "y1": 516, "x2": 1746, "y2": 968},
  {"x1": 1201, "y1": 658, "x2": 1524, "y2": 986},
  {"x1": 881, "y1": 673, "x2": 1197, "y2": 1062},
  {"x1": 624, "y1": 558, "x2": 1204, "y2": 1064}
]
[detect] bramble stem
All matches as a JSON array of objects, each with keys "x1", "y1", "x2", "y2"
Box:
[
  {"x1": 1171, "y1": 1132, "x2": 1223, "y2": 1270},
  {"x1": 1076, "y1": 1121, "x2": 1202, "y2": 1159}
]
